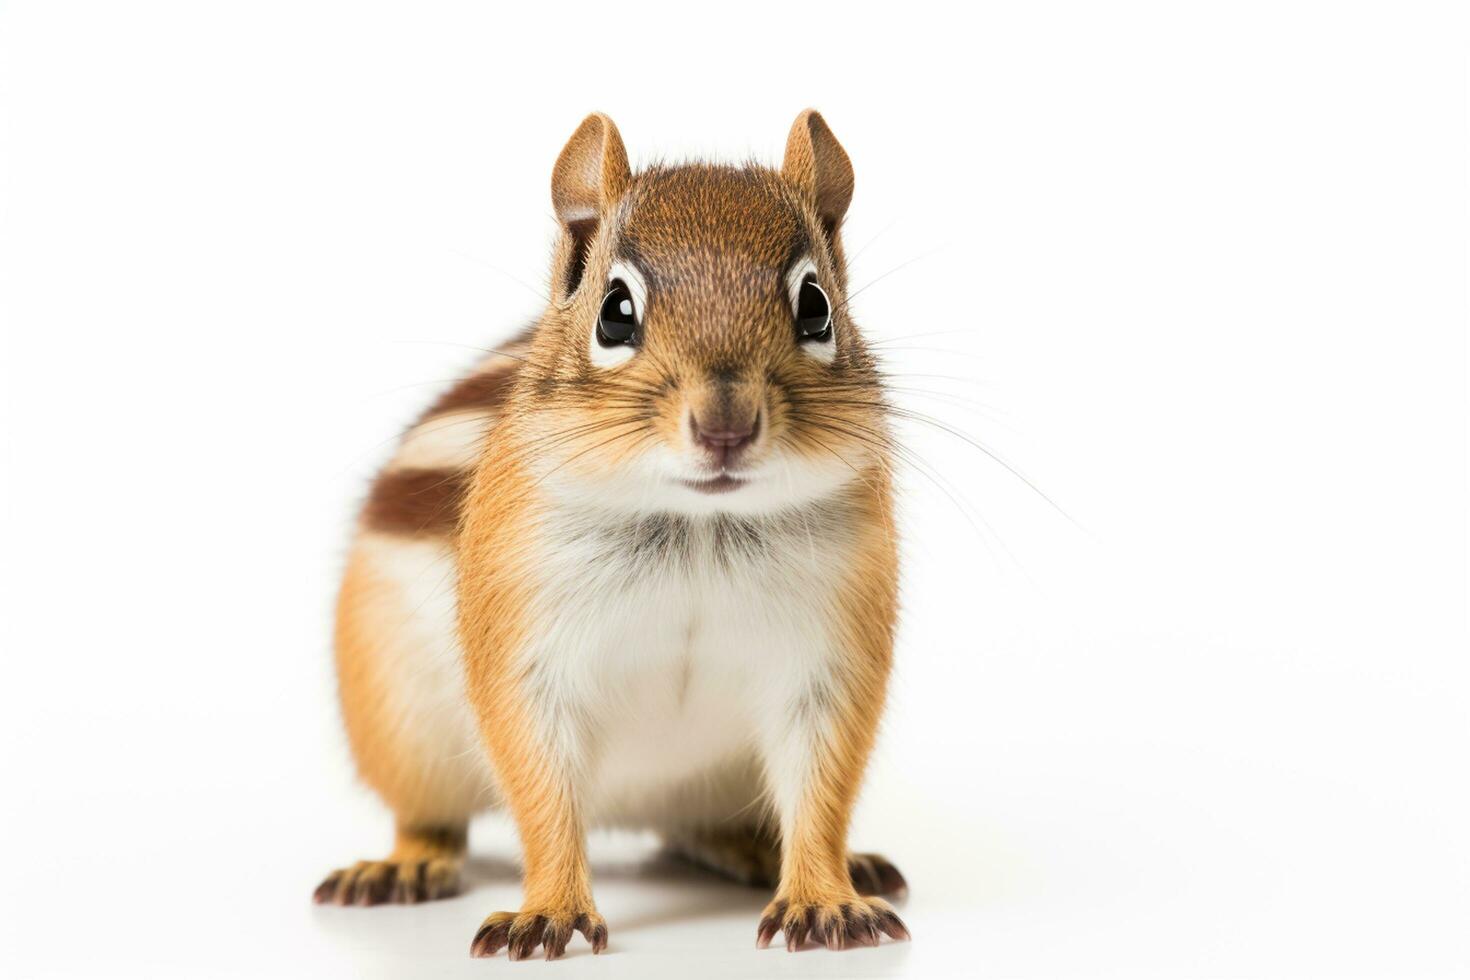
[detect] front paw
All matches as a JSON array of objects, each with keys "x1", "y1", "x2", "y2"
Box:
[
  {"x1": 756, "y1": 895, "x2": 909, "y2": 951},
  {"x1": 470, "y1": 908, "x2": 608, "y2": 960}
]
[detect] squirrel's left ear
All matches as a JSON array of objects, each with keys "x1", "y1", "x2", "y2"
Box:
[{"x1": 782, "y1": 109, "x2": 854, "y2": 237}]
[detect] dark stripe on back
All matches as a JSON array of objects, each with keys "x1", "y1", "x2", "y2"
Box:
[
  {"x1": 362, "y1": 468, "x2": 470, "y2": 537},
  {"x1": 419, "y1": 324, "x2": 538, "y2": 419},
  {"x1": 422, "y1": 364, "x2": 517, "y2": 419}
]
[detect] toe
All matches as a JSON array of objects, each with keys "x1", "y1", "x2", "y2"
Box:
[
  {"x1": 470, "y1": 912, "x2": 515, "y2": 958},
  {"x1": 312, "y1": 870, "x2": 344, "y2": 905},
  {"x1": 574, "y1": 913, "x2": 609, "y2": 954},
  {"x1": 543, "y1": 917, "x2": 575, "y2": 960},
  {"x1": 352, "y1": 863, "x2": 396, "y2": 905},
  {"x1": 334, "y1": 863, "x2": 370, "y2": 905},
  {"x1": 840, "y1": 903, "x2": 883, "y2": 948},
  {"x1": 783, "y1": 907, "x2": 813, "y2": 952},
  {"x1": 850, "y1": 852, "x2": 908, "y2": 899},
  {"x1": 423, "y1": 858, "x2": 460, "y2": 901},
  {"x1": 390, "y1": 862, "x2": 425, "y2": 904},
  {"x1": 870, "y1": 900, "x2": 910, "y2": 941},
  {"x1": 507, "y1": 914, "x2": 548, "y2": 961},
  {"x1": 756, "y1": 900, "x2": 786, "y2": 949},
  {"x1": 870, "y1": 856, "x2": 908, "y2": 900},
  {"x1": 848, "y1": 854, "x2": 883, "y2": 896}
]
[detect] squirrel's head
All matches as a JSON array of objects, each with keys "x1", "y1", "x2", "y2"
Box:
[{"x1": 519, "y1": 111, "x2": 887, "y2": 518}]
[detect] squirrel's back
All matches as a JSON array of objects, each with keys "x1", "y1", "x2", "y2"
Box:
[
  {"x1": 358, "y1": 331, "x2": 533, "y2": 540},
  {"x1": 330, "y1": 333, "x2": 532, "y2": 826}
]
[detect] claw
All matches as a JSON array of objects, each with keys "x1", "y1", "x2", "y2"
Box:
[
  {"x1": 543, "y1": 917, "x2": 573, "y2": 960},
  {"x1": 756, "y1": 899, "x2": 786, "y2": 949},
  {"x1": 470, "y1": 913, "x2": 515, "y2": 958},
  {"x1": 312, "y1": 871, "x2": 343, "y2": 905},
  {"x1": 314, "y1": 857, "x2": 461, "y2": 908},
  {"x1": 848, "y1": 852, "x2": 908, "y2": 900},
  {"x1": 507, "y1": 914, "x2": 547, "y2": 961},
  {"x1": 784, "y1": 909, "x2": 811, "y2": 952},
  {"x1": 471, "y1": 909, "x2": 606, "y2": 958},
  {"x1": 584, "y1": 920, "x2": 608, "y2": 954},
  {"x1": 759, "y1": 896, "x2": 909, "y2": 952}
]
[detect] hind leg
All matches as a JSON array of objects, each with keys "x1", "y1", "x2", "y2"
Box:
[
  {"x1": 315, "y1": 823, "x2": 467, "y2": 905},
  {"x1": 663, "y1": 824, "x2": 782, "y2": 887},
  {"x1": 664, "y1": 825, "x2": 908, "y2": 899},
  {"x1": 846, "y1": 851, "x2": 909, "y2": 900},
  {"x1": 313, "y1": 533, "x2": 497, "y2": 906}
]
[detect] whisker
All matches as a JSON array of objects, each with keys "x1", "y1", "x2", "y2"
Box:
[
  {"x1": 868, "y1": 329, "x2": 976, "y2": 346},
  {"x1": 793, "y1": 391, "x2": 1070, "y2": 525},
  {"x1": 845, "y1": 215, "x2": 899, "y2": 265},
  {"x1": 386, "y1": 338, "x2": 554, "y2": 371},
  {"x1": 793, "y1": 412, "x2": 1029, "y2": 574},
  {"x1": 830, "y1": 242, "x2": 952, "y2": 321},
  {"x1": 449, "y1": 247, "x2": 552, "y2": 304},
  {"x1": 526, "y1": 425, "x2": 658, "y2": 492}
]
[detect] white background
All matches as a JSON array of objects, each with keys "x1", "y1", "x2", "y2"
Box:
[{"x1": 2, "y1": 2, "x2": 1466, "y2": 977}]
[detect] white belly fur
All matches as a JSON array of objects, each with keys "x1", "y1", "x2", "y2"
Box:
[
  {"x1": 360, "y1": 508, "x2": 852, "y2": 831},
  {"x1": 354, "y1": 531, "x2": 498, "y2": 813},
  {"x1": 516, "y1": 509, "x2": 852, "y2": 828}
]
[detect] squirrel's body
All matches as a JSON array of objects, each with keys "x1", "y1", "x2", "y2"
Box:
[
  {"x1": 317, "y1": 113, "x2": 909, "y2": 958},
  {"x1": 337, "y1": 380, "x2": 881, "y2": 830}
]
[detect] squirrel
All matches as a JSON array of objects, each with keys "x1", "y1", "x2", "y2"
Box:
[{"x1": 313, "y1": 110, "x2": 910, "y2": 959}]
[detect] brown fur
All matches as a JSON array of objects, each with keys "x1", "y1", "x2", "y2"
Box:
[
  {"x1": 458, "y1": 449, "x2": 607, "y2": 959},
  {"x1": 331, "y1": 536, "x2": 492, "y2": 823},
  {"x1": 360, "y1": 468, "x2": 470, "y2": 536},
  {"x1": 314, "y1": 824, "x2": 468, "y2": 905},
  {"x1": 758, "y1": 477, "x2": 906, "y2": 949},
  {"x1": 319, "y1": 111, "x2": 906, "y2": 959},
  {"x1": 420, "y1": 357, "x2": 521, "y2": 417},
  {"x1": 665, "y1": 824, "x2": 907, "y2": 899}
]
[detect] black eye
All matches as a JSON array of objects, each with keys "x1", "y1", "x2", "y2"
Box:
[
  {"x1": 796, "y1": 276, "x2": 832, "y2": 342},
  {"x1": 597, "y1": 280, "x2": 638, "y2": 347}
]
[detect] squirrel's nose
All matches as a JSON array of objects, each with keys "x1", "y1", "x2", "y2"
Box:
[{"x1": 691, "y1": 411, "x2": 759, "y2": 469}]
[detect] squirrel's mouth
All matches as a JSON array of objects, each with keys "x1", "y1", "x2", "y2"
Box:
[{"x1": 681, "y1": 474, "x2": 747, "y2": 495}]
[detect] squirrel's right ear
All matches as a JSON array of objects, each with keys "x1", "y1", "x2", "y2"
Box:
[
  {"x1": 551, "y1": 113, "x2": 630, "y2": 297},
  {"x1": 782, "y1": 109, "x2": 854, "y2": 238},
  {"x1": 552, "y1": 112, "x2": 631, "y2": 227}
]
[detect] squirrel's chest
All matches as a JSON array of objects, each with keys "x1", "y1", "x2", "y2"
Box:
[
  {"x1": 520, "y1": 512, "x2": 852, "y2": 802},
  {"x1": 527, "y1": 512, "x2": 849, "y2": 668}
]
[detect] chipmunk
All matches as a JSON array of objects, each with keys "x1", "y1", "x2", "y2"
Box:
[{"x1": 313, "y1": 110, "x2": 909, "y2": 959}]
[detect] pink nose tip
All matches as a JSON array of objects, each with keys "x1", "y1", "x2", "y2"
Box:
[{"x1": 691, "y1": 414, "x2": 758, "y2": 469}]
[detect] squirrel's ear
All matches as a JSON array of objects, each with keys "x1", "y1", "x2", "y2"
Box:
[
  {"x1": 551, "y1": 112, "x2": 631, "y2": 227},
  {"x1": 782, "y1": 109, "x2": 854, "y2": 236}
]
